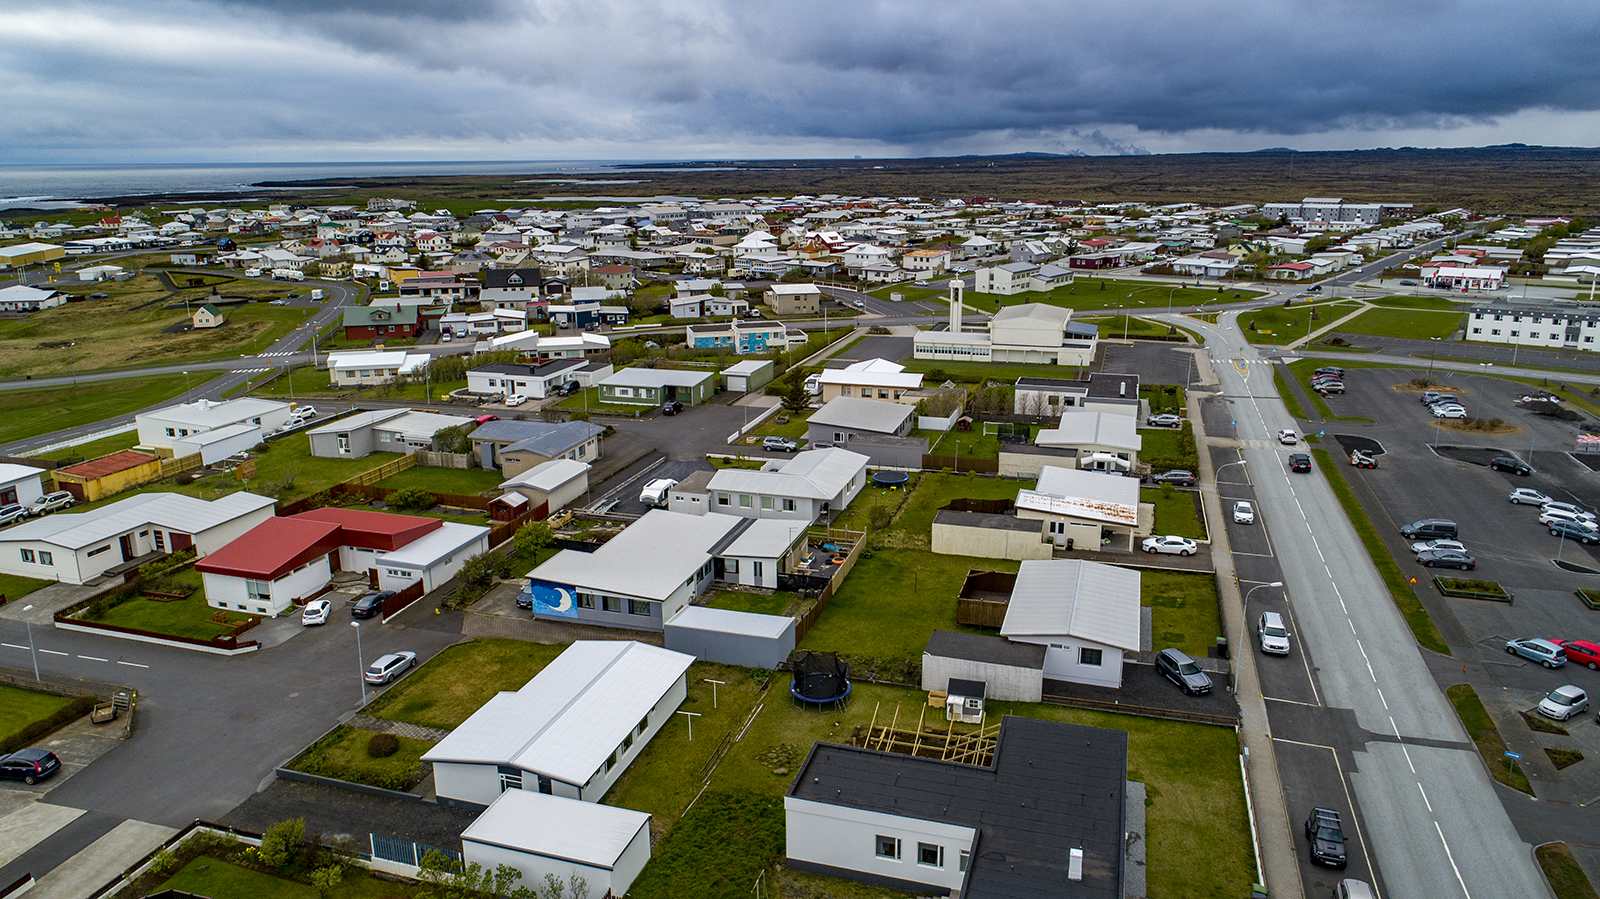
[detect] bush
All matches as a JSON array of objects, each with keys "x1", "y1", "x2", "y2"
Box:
[
  {"x1": 386, "y1": 487, "x2": 436, "y2": 512},
  {"x1": 367, "y1": 732, "x2": 400, "y2": 758},
  {"x1": 175, "y1": 472, "x2": 197, "y2": 486},
  {"x1": 257, "y1": 818, "x2": 306, "y2": 869}
]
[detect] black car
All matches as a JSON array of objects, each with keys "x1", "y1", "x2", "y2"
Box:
[
  {"x1": 556, "y1": 380, "x2": 582, "y2": 396},
  {"x1": 1490, "y1": 456, "x2": 1534, "y2": 476},
  {"x1": 350, "y1": 591, "x2": 393, "y2": 619},
  {"x1": 1400, "y1": 518, "x2": 1457, "y2": 540},
  {"x1": 88, "y1": 292, "x2": 109, "y2": 299},
  {"x1": 1549, "y1": 520, "x2": 1600, "y2": 545},
  {"x1": 1305, "y1": 806, "x2": 1348, "y2": 868},
  {"x1": 0, "y1": 748, "x2": 61, "y2": 784},
  {"x1": 1288, "y1": 453, "x2": 1312, "y2": 473},
  {"x1": 1155, "y1": 648, "x2": 1212, "y2": 695},
  {"x1": 1314, "y1": 366, "x2": 1346, "y2": 378},
  {"x1": 1151, "y1": 470, "x2": 1196, "y2": 487},
  {"x1": 661, "y1": 401, "x2": 684, "y2": 416}
]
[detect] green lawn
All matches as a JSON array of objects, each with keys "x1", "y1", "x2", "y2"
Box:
[
  {"x1": 375, "y1": 465, "x2": 504, "y2": 497},
  {"x1": 962, "y1": 278, "x2": 1257, "y2": 314},
  {"x1": 1368, "y1": 295, "x2": 1467, "y2": 311},
  {"x1": 1139, "y1": 424, "x2": 1198, "y2": 472},
  {"x1": 748, "y1": 410, "x2": 811, "y2": 440},
  {"x1": 868, "y1": 285, "x2": 947, "y2": 304},
  {"x1": 0, "y1": 377, "x2": 192, "y2": 445},
  {"x1": 888, "y1": 471, "x2": 1029, "y2": 544},
  {"x1": 162, "y1": 856, "x2": 317, "y2": 899},
  {"x1": 0, "y1": 572, "x2": 54, "y2": 605},
  {"x1": 1140, "y1": 384, "x2": 1187, "y2": 415},
  {"x1": 288, "y1": 724, "x2": 433, "y2": 791},
  {"x1": 926, "y1": 424, "x2": 1041, "y2": 460},
  {"x1": 0, "y1": 684, "x2": 74, "y2": 742},
  {"x1": 1446, "y1": 684, "x2": 1531, "y2": 794},
  {"x1": 554, "y1": 386, "x2": 653, "y2": 414},
  {"x1": 363, "y1": 638, "x2": 568, "y2": 730},
  {"x1": 37, "y1": 429, "x2": 140, "y2": 465},
  {"x1": 1142, "y1": 486, "x2": 1207, "y2": 540},
  {"x1": 82, "y1": 594, "x2": 254, "y2": 641},
  {"x1": 1242, "y1": 300, "x2": 1359, "y2": 345},
  {"x1": 1335, "y1": 308, "x2": 1465, "y2": 340},
  {"x1": 1142, "y1": 570, "x2": 1223, "y2": 659},
  {"x1": 1536, "y1": 843, "x2": 1600, "y2": 899},
  {"x1": 704, "y1": 590, "x2": 797, "y2": 616},
  {"x1": 1273, "y1": 369, "x2": 1308, "y2": 421},
  {"x1": 1077, "y1": 314, "x2": 1185, "y2": 341}
]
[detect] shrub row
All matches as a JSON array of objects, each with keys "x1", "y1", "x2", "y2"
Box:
[{"x1": 0, "y1": 695, "x2": 96, "y2": 756}]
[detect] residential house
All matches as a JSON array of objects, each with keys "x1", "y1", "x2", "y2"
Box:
[
  {"x1": 0, "y1": 285, "x2": 64, "y2": 313},
  {"x1": 685, "y1": 320, "x2": 789, "y2": 354},
  {"x1": 479, "y1": 268, "x2": 545, "y2": 314},
  {"x1": 466, "y1": 359, "x2": 613, "y2": 399},
  {"x1": 999, "y1": 559, "x2": 1142, "y2": 687},
  {"x1": 191, "y1": 304, "x2": 225, "y2": 329},
  {"x1": 460, "y1": 792, "x2": 652, "y2": 899},
  {"x1": 1033, "y1": 413, "x2": 1142, "y2": 472},
  {"x1": 694, "y1": 448, "x2": 869, "y2": 522},
  {"x1": 467, "y1": 419, "x2": 603, "y2": 472},
  {"x1": 1012, "y1": 373, "x2": 1140, "y2": 419},
  {"x1": 342, "y1": 305, "x2": 420, "y2": 341},
  {"x1": 598, "y1": 368, "x2": 716, "y2": 407},
  {"x1": 766, "y1": 283, "x2": 822, "y2": 315},
  {"x1": 306, "y1": 409, "x2": 476, "y2": 459},
  {"x1": 900, "y1": 247, "x2": 951, "y2": 274},
  {"x1": 0, "y1": 463, "x2": 46, "y2": 508},
  {"x1": 817, "y1": 358, "x2": 924, "y2": 404},
  {"x1": 325, "y1": 350, "x2": 431, "y2": 387},
  {"x1": 1014, "y1": 465, "x2": 1150, "y2": 552},
  {"x1": 135, "y1": 398, "x2": 292, "y2": 462},
  {"x1": 498, "y1": 459, "x2": 590, "y2": 516}
]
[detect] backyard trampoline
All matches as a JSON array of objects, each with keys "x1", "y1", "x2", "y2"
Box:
[
  {"x1": 871, "y1": 470, "x2": 910, "y2": 488},
  {"x1": 790, "y1": 650, "x2": 851, "y2": 709}
]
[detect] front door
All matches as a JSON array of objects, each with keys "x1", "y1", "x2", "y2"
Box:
[
  {"x1": 368, "y1": 568, "x2": 379, "y2": 588},
  {"x1": 119, "y1": 535, "x2": 133, "y2": 561},
  {"x1": 0, "y1": 487, "x2": 14, "y2": 505}
]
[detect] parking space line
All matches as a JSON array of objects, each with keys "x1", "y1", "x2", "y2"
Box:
[{"x1": 1272, "y1": 735, "x2": 1335, "y2": 750}]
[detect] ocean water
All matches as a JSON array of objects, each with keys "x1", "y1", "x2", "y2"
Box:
[{"x1": 0, "y1": 160, "x2": 638, "y2": 208}]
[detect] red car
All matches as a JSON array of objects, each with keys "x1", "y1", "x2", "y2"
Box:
[
  {"x1": 1553, "y1": 639, "x2": 1600, "y2": 670},
  {"x1": 474, "y1": 414, "x2": 500, "y2": 425}
]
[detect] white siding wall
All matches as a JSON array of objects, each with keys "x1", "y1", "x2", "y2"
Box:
[
  {"x1": 205, "y1": 558, "x2": 330, "y2": 617},
  {"x1": 930, "y1": 522, "x2": 1053, "y2": 562},
  {"x1": 723, "y1": 555, "x2": 778, "y2": 589},
  {"x1": 416, "y1": 534, "x2": 488, "y2": 592},
  {"x1": 377, "y1": 566, "x2": 422, "y2": 594},
  {"x1": 920, "y1": 653, "x2": 1044, "y2": 703},
  {"x1": 578, "y1": 674, "x2": 687, "y2": 801},
  {"x1": 461, "y1": 839, "x2": 616, "y2": 899},
  {"x1": 172, "y1": 427, "x2": 264, "y2": 465},
  {"x1": 0, "y1": 540, "x2": 79, "y2": 583},
  {"x1": 195, "y1": 506, "x2": 277, "y2": 555},
  {"x1": 609, "y1": 823, "x2": 653, "y2": 896},
  {"x1": 203, "y1": 572, "x2": 249, "y2": 611},
  {"x1": 544, "y1": 476, "x2": 589, "y2": 515},
  {"x1": 0, "y1": 475, "x2": 44, "y2": 508},
  {"x1": 784, "y1": 797, "x2": 975, "y2": 892},
  {"x1": 1009, "y1": 636, "x2": 1123, "y2": 688},
  {"x1": 433, "y1": 761, "x2": 505, "y2": 809}
]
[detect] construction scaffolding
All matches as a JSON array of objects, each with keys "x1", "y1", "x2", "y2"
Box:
[{"x1": 854, "y1": 701, "x2": 1000, "y2": 768}]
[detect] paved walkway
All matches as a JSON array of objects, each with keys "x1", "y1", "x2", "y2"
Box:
[
  {"x1": 348, "y1": 714, "x2": 449, "y2": 743},
  {"x1": 1286, "y1": 301, "x2": 1372, "y2": 350}
]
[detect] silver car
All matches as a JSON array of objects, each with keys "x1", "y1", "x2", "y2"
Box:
[
  {"x1": 1538, "y1": 685, "x2": 1588, "y2": 721},
  {"x1": 1257, "y1": 611, "x2": 1291, "y2": 655}
]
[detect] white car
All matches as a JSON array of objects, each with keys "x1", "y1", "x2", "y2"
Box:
[
  {"x1": 364, "y1": 651, "x2": 417, "y2": 684},
  {"x1": 1543, "y1": 501, "x2": 1597, "y2": 523},
  {"x1": 1257, "y1": 611, "x2": 1291, "y2": 655},
  {"x1": 504, "y1": 394, "x2": 528, "y2": 407},
  {"x1": 1541, "y1": 508, "x2": 1599, "y2": 531},
  {"x1": 301, "y1": 599, "x2": 332, "y2": 626},
  {"x1": 1538, "y1": 685, "x2": 1589, "y2": 721},
  {"x1": 1277, "y1": 429, "x2": 1297, "y2": 445},
  {"x1": 1509, "y1": 488, "x2": 1551, "y2": 506},
  {"x1": 1410, "y1": 538, "x2": 1468, "y2": 555},
  {"x1": 1430, "y1": 404, "x2": 1467, "y2": 419},
  {"x1": 1233, "y1": 501, "x2": 1255, "y2": 524},
  {"x1": 1141, "y1": 535, "x2": 1198, "y2": 556}
]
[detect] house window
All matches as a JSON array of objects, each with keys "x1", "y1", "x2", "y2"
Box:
[
  {"x1": 164, "y1": 427, "x2": 175, "y2": 437},
  {"x1": 876, "y1": 836, "x2": 901, "y2": 860},
  {"x1": 638, "y1": 714, "x2": 649, "y2": 735},
  {"x1": 577, "y1": 593, "x2": 596, "y2": 609},
  {"x1": 1491, "y1": 329, "x2": 1501, "y2": 336},
  {"x1": 622, "y1": 731, "x2": 633, "y2": 751},
  {"x1": 629, "y1": 599, "x2": 650, "y2": 616},
  {"x1": 724, "y1": 559, "x2": 739, "y2": 574},
  {"x1": 841, "y1": 386, "x2": 851, "y2": 396},
  {"x1": 38, "y1": 551, "x2": 52, "y2": 566},
  {"x1": 1080, "y1": 647, "x2": 1104, "y2": 666},
  {"x1": 87, "y1": 545, "x2": 110, "y2": 557},
  {"x1": 761, "y1": 496, "x2": 774, "y2": 510},
  {"x1": 498, "y1": 767, "x2": 522, "y2": 792},
  {"x1": 918, "y1": 843, "x2": 944, "y2": 867},
  {"x1": 879, "y1": 389, "x2": 889, "y2": 398},
  {"x1": 739, "y1": 495, "x2": 752, "y2": 508},
  {"x1": 602, "y1": 596, "x2": 622, "y2": 613},
  {"x1": 246, "y1": 579, "x2": 271, "y2": 603},
  {"x1": 20, "y1": 549, "x2": 33, "y2": 563},
  {"x1": 959, "y1": 850, "x2": 970, "y2": 872},
  {"x1": 783, "y1": 498, "x2": 795, "y2": 512},
  {"x1": 153, "y1": 531, "x2": 165, "y2": 552},
  {"x1": 718, "y1": 493, "x2": 731, "y2": 506}
]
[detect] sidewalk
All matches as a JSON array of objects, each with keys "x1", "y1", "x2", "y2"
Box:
[{"x1": 1286, "y1": 301, "x2": 1371, "y2": 350}]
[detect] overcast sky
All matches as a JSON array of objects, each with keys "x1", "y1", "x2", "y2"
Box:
[{"x1": 5, "y1": 0, "x2": 1599, "y2": 164}]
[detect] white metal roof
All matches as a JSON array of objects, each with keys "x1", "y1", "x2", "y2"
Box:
[
  {"x1": 176, "y1": 423, "x2": 258, "y2": 447},
  {"x1": 0, "y1": 464, "x2": 46, "y2": 486},
  {"x1": 1001, "y1": 559, "x2": 1141, "y2": 651},
  {"x1": 666, "y1": 605, "x2": 793, "y2": 639},
  {"x1": 819, "y1": 357, "x2": 922, "y2": 390},
  {"x1": 600, "y1": 367, "x2": 714, "y2": 389},
  {"x1": 501, "y1": 458, "x2": 591, "y2": 493},
  {"x1": 1034, "y1": 465, "x2": 1140, "y2": 506},
  {"x1": 806, "y1": 396, "x2": 912, "y2": 434},
  {"x1": 307, "y1": 409, "x2": 406, "y2": 434},
  {"x1": 720, "y1": 517, "x2": 804, "y2": 558},
  {"x1": 0, "y1": 491, "x2": 276, "y2": 550},
  {"x1": 422, "y1": 640, "x2": 695, "y2": 786},
  {"x1": 993, "y1": 303, "x2": 1072, "y2": 326},
  {"x1": 707, "y1": 447, "x2": 866, "y2": 501},
  {"x1": 462, "y1": 790, "x2": 648, "y2": 869},
  {"x1": 526, "y1": 510, "x2": 742, "y2": 601},
  {"x1": 377, "y1": 521, "x2": 488, "y2": 570},
  {"x1": 1037, "y1": 412, "x2": 1141, "y2": 452},
  {"x1": 378, "y1": 411, "x2": 475, "y2": 440},
  {"x1": 721, "y1": 359, "x2": 773, "y2": 377},
  {"x1": 139, "y1": 397, "x2": 289, "y2": 429}
]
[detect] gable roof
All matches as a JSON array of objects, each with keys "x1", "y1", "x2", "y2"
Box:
[
  {"x1": 707, "y1": 447, "x2": 867, "y2": 500},
  {"x1": 3, "y1": 492, "x2": 276, "y2": 551},
  {"x1": 1036, "y1": 412, "x2": 1141, "y2": 452},
  {"x1": 194, "y1": 516, "x2": 344, "y2": 579},
  {"x1": 461, "y1": 790, "x2": 649, "y2": 871},
  {"x1": 526, "y1": 509, "x2": 742, "y2": 601},
  {"x1": 1001, "y1": 559, "x2": 1141, "y2": 651}
]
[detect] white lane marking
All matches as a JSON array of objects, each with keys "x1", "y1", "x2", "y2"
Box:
[
  {"x1": 1418, "y1": 783, "x2": 1434, "y2": 812},
  {"x1": 1356, "y1": 640, "x2": 1377, "y2": 681},
  {"x1": 1264, "y1": 696, "x2": 1322, "y2": 707},
  {"x1": 78, "y1": 655, "x2": 107, "y2": 662},
  {"x1": 1435, "y1": 820, "x2": 1474, "y2": 899},
  {"x1": 1, "y1": 643, "x2": 27, "y2": 650},
  {"x1": 1376, "y1": 687, "x2": 1388, "y2": 710},
  {"x1": 116, "y1": 660, "x2": 149, "y2": 668},
  {"x1": 39, "y1": 649, "x2": 67, "y2": 656},
  {"x1": 1400, "y1": 742, "x2": 1417, "y2": 773}
]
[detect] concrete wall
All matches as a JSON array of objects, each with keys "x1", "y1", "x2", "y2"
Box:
[
  {"x1": 931, "y1": 520, "x2": 1052, "y2": 561},
  {"x1": 665, "y1": 616, "x2": 796, "y2": 669},
  {"x1": 1009, "y1": 635, "x2": 1124, "y2": 688},
  {"x1": 784, "y1": 796, "x2": 975, "y2": 894},
  {"x1": 921, "y1": 652, "x2": 1044, "y2": 703}
]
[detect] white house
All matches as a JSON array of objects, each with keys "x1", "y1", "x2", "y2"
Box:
[
  {"x1": 0, "y1": 492, "x2": 276, "y2": 585},
  {"x1": 306, "y1": 409, "x2": 476, "y2": 459},
  {"x1": 1035, "y1": 412, "x2": 1142, "y2": 471},
  {"x1": 1014, "y1": 465, "x2": 1149, "y2": 552},
  {"x1": 999, "y1": 559, "x2": 1142, "y2": 688},
  {"x1": 499, "y1": 459, "x2": 590, "y2": 516},
  {"x1": 702, "y1": 448, "x2": 869, "y2": 522},
  {"x1": 0, "y1": 464, "x2": 47, "y2": 509},
  {"x1": 973, "y1": 261, "x2": 1073, "y2": 295},
  {"x1": 466, "y1": 359, "x2": 613, "y2": 399},
  {"x1": 423, "y1": 640, "x2": 694, "y2": 808},
  {"x1": 0, "y1": 285, "x2": 65, "y2": 313},
  {"x1": 817, "y1": 358, "x2": 923, "y2": 404},
  {"x1": 1466, "y1": 305, "x2": 1600, "y2": 352},
  {"x1": 135, "y1": 398, "x2": 293, "y2": 458},
  {"x1": 326, "y1": 350, "x2": 431, "y2": 387},
  {"x1": 460, "y1": 791, "x2": 651, "y2": 899}
]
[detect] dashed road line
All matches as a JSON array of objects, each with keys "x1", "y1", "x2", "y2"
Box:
[
  {"x1": 116, "y1": 660, "x2": 149, "y2": 668},
  {"x1": 78, "y1": 655, "x2": 107, "y2": 662},
  {"x1": 39, "y1": 648, "x2": 67, "y2": 656}
]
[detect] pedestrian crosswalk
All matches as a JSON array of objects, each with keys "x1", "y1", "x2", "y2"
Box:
[
  {"x1": 232, "y1": 367, "x2": 270, "y2": 374},
  {"x1": 259, "y1": 351, "x2": 295, "y2": 357}
]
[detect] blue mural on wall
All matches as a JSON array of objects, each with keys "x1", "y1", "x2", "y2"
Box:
[{"x1": 521, "y1": 578, "x2": 581, "y2": 618}]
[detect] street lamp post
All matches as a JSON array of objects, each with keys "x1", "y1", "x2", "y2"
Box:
[
  {"x1": 22, "y1": 604, "x2": 39, "y2": 680},
  {"x1": 352, "y1": 620, "x2": 367, "y2": 706},
  {"x1": 1425, "y1": 337, "x2": 1442, "y2": 384},
  {"x1": 182, "y1": 370, "x2": 192, "y2": 397},
  {"x1": 1473, "y1": 364, "x2": 1491, "y2": 422},
  {"x1": 1167, "y1": 285, "x2": 1180, "y2": 317},
  {"x1": 1123, "y1": 293, "x2": 1133, "y2": 340},
  {"x1": 1233, "y1": 582, "x2": 1284, "y2": 692}
]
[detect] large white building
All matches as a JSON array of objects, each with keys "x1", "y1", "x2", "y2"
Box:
[
  {"x1": 972, "y1": 261, "x2": 1073, "y2": 295},
  {"x1": 423, "y1": 640, "x2": 694, "y2": 808},
  {"x1": 1466, "y1": 305, "x2": 1600, "y2": 352},
  {"x1": 913, "y1": 286, "x2": 1098, "y2": 367},
  {"x1": 135, "y1": 398, "x2": 293, "y2": 461}
]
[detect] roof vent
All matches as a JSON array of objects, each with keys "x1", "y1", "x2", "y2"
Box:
[{"x1": 1068, "y1": 848, "x2": 1084, "y2": 881}]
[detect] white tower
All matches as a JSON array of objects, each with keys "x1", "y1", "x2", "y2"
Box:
[{"x1": 949, "y1": 280, "x2": 964, "y2": 333}]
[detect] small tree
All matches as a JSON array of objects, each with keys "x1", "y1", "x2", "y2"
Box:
[
  {"x1": 258, "y1": 818, "x2": 306, "y2": 869},
  {"x1": 781, "y1": 375, "x2": 810, "y2": 414},
  {"x1": 387, "y1": 487, "x2": 437, "y2": 512},
  {"x1": 515, "y1": 521, "x2": 554, "y2": 558},
  {"x1": 456, "y1": 552, "x2": 497, "y2": 590},
  {"x1": 311, "y1": 864, "x2": 344, "y2": 897},
  {"x1": 433, "y1": 424, "x2": 473, "y2": 454}
]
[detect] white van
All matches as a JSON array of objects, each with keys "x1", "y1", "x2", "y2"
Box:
[{"x1": 639, "y1": 477, "x2": 678, "y2": 507}]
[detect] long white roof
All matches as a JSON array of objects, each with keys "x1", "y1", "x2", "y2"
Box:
[
  {"x1": 1037, "y1": 411, "x2": 1141, "y2": 452},
  {"x1": 0, "y1": 464, "x2": 46, "y2": 486},
  {"x1": 500, "y1": 458, "x2": 590, "y2": 493},
  {"x1": 0, "y1": 492, "x2": 276, "y2": 550},
  {"x1": 526, "y1": 509, "x2": 742, "y2": 601},
  {"x1": 818, "y1": 357, "x2": 923, "y2": 390},
  {"x1": 377, "y1": 521, "x2": 487, "y2": 569},
  {"x1": 139, "y1": 397, "x2": 289, "y2": 429},
  {"x1": 706, "y1": 447, "x2": 867, "y2": 501},
  {"x1": 462, "y1": 790, "x2": 649, "y2": 869},
  {"x1": 1001, "y1": 559, "x2": 1141, "y2": 651},
  {"x1": 422, "y1": 641, "x2": 694, "y2": 786}
]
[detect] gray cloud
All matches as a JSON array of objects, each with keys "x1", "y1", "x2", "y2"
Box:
[{"x1": 3, "y1": 0, "x2": 1598, "y2": 161}]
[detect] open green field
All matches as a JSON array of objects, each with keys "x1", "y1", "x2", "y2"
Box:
[
  {"x1": 364, "y1": 638, "x2": 567, "y2": 730},
  {"x1": 0, "y1": 377, "x2": 192, "y2": 445},
  {"x1": 0, "y1": 273, "x2": 314, "y2": 377},
  {"x1": 1367, "y1": 294, "x2": 1468, "y2": 310},
  {"x1": 0, "y1": 684, "x2": 74, "y2": 742},
  {"x1": 961, "y1": 277, "x2": 1258, "y2": 314},
  {"x1": 37, "y1": 429, "x2": 140, "y2": 465},
  {"x1": 1143, "y1": 486, "x2": 1207, "y2": 540},
  {"x1": 925, "y1": 423, "x2": 1041, "y2": 460},
  {"x1": 704, "y1": 590, "x2": 796, "y2": 617},
  {"x1": 1242, "y1": 300, "x2": 1359, "y2": 345},
  {"x1": 0, "y1": 572, "x2": 54, "y2": 605},
  {"x1": 1335, "y1": 307, "x2": 1465, "y2": 339},
  {"x1": 868, "y1": 285, "x2": 947, "y2": 303},
  {"x1": 287, "y1": 724, "x2": 433, "y2": 792},
  {"x1": 1077, "y1": 314, "x2": 1185, "y2": 341},
  {"x1": 1142, "y1": 570, "x2": 1222, "y2": 659},
  {"x1": 374, "y1": 465, "x2": 503, "y2": 497},
  {"x1": 554, "y1": 386, "x2": 653, "y2": 414}
]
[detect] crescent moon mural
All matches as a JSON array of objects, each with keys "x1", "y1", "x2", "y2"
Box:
[{"x1": 553, "y1": 587, "x2": 574, "y2": 612}]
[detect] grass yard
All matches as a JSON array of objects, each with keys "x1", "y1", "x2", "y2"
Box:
[
  {"x1": 288, "y1": 724, "x2": 433, "y2": 792},
  {"x1": 1241, "y1": 300, "x2": 1360, "y2": 345},
  {"x1": 1139, "y1": 424, "x2": 1198, "y2": 472},
  {"x1": 1536, "y1": 842, "x2": 1600, "y2": 899},
  {"x1": 0, "y1": 684, "x2": 74, "y2": 743},
  {"x1": 38, "y1": 429, "x2": 140, "y2": 465},
  {"x1": 962, "y1": 278, "x2": 1256, "y2": 314},
  {"x1": 554, "y1": 386, "x2": 652, "y2": 415},
  {"x1": 1368, "y1": 294, "x2": 1467, "y2": 311},
  {"x1": 0, "y1": 571, "x2": 54, "y2": 604},
  {"x1": 81, "y1": 594, "x2": 253, "y2": 642},
  {"x1": 374, "y1": 465, "x2": 504, "y2": 497},
  {"x1": 749, "y1": 410, "x2": 811, "y2": 440},
  {"x1": 1313, "y1": 449, "x2": 1449, "y2": 655},
  {"x1": 926, "y1": 424, "x2": 1040, "y2": 460},
  {"x1": 160, "y1": 854, "x2": 419, "y2": 899},
  {"x1": 829, "y1": 476, "x2": 921, "y2": 533},
  {"x1": 626, "y1": 792, "x2": 786, "y2": 899},
  {"x1": 1446, "y1": 684, "x2": 1532, "y2": 794},
  {"x1": 868, "y1": 285, "x2": 947, "y2": 304},
  {"x1": 248, "y1": 365, "x2": 348, "y2": 399},
  {"x1": 1140, "y1": 384, "x2": 1188, "y2": 415},
  {"x1": 1142, "y1": 570, "x2": 1222, "y2": 659},
  {"x1": 1273, "y1": 368, "x2": 1308, "y2": 421},
  {"x1": 363, "y1": 638, "x2": 568, "y2": 730},
  {"x1": 0, "y1": 377, "x2": 192, "y2": 445},
  {"x1": 1335, "y1": 307, "x2": 1465, "y2": 340},
  {"x1": 1143, "y1": 486, "x2": 1207, "y2": 540},
  {"x1": 888, "y1": 471, "x2": 1028, "y2": 545},
  {"x1": 704, "y1": 590, "x2": 797, "y2": 617},
  {"x1": 1077, "y1": 314, "x2": 1184, "y2": 341},
  {"x1": 0, "y1": 273, "x2": 314, "y2": 378}
]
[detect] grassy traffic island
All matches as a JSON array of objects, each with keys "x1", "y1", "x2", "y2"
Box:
[
  {"x1": 1446, "y1": 684, "x2": 1532, "y2": 794},
  {"x1": 0, "y1": 683, "x2": 91, "y2": 757}
]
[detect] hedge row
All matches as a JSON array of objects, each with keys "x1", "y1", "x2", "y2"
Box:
[{"x1": 0, "y1": 694, "x2": 96, "y2": 756}]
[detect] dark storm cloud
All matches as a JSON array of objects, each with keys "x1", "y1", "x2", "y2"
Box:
[{"x1": 3, "y1": 0, "x2": 1598, "y2": 159}]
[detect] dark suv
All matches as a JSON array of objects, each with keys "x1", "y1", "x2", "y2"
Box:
[
  {"x1": 1400, "y1": 518, "x2": 1458, "y2": 540},
  {"x1": 1151, "y1": 470, "x2": 1196, "y2": 487},
  {"x1": 1305, "y1": 806, "x2": 1348, "y2": 868},
  {"x1": 350, "y1": 591, "x2": 393, "y2": 619},
  {"x1": 1490, "y1": 456, "x2": 1533, "y2": 476},
  {"x1": 1288, "y1": 453, "x2": 1312, "y2": 473},
  {"x1": 1155, "y1": 648, "x2": 1212, "y2": 695}
]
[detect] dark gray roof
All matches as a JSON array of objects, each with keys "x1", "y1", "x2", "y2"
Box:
[
  {"x1": 925, "y1": 629, "x2": 1045, "y2": 668},
  {"x1": 789, "y1": 716, "x2": 1126, "y2": 899},
  {"x1": 1085, "y1": 372, "x2": 1140, "y2": 399},
  {"x1": 473, "y1": 359, "x2": 584, "y2": 378},
  {"x1": 935, "y1": 509, "x2": 1041, "y2": 533},
  {"x1": 482, "y1": 268, "x2": 542, "y2": 289},
  {"x1": 948, "y1": 678, "x2": 987, "y2": 699}
]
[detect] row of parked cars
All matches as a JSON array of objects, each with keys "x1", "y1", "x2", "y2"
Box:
[
  {"x1": 1309, "y1": 366, "x2": 1345, "y2": 396},
  {"x1": 1418, "y1": 389, "x2": 1468, "y2": 420},
  {"x1": 0, "y1": 491, "x2": 77, "y2": 526},
  {"x1": 1508, "y1": 486, "x2": 1600, "y2": 544}
]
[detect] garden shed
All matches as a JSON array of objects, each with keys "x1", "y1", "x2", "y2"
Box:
[
  {"x1": 921, "y1": 629, "x2": 1044, "y2": 703},
  {"x1": 664, "y1": 605, "x2": 796, "y2": 668},
  {"x1": 460, "y1": 789, "x2": 652, "y2": 898}
]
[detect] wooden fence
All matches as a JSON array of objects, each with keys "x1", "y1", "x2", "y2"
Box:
[
  {"x1": 487, "y1": 502, "x2": 550, "y2": 548},
  {"x1": 955, "y1": 598, "x2": 1009, "y2": 628},
  {"x1": 921, "y1": 454, "x2": 1000, "y2": 473},
  {"x1": 413, "y1": 450, "x2": 472, "y2": 469},
  {"x1": 335, "y1": 482, "x2": 493, "y2": 511},
  {"x1": 379, "y1": 580, "x2": 425, "y2": 621},
  {"x1": 347, "y1": 453, "x2": 417, "y2": 486},
  {"x1": 159, "y1": 453, "x2": 204, "y2": 478},
  {"x1": 794, "y1": 526, "x2": 867, "y2": 643}
]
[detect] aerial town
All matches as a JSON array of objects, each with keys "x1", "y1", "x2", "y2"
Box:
[{"x1": 3, "y1": 185, "x2": 1600, "y2": 899}]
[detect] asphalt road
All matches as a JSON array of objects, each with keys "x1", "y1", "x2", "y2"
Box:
[{"x1": 1185, "y1": 309, "x2": 1550, "y2": 899}]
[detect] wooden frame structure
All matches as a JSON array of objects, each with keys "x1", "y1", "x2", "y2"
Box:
[{"x1": 856, "y1": 701, "x2": 999, "y2": 768}]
